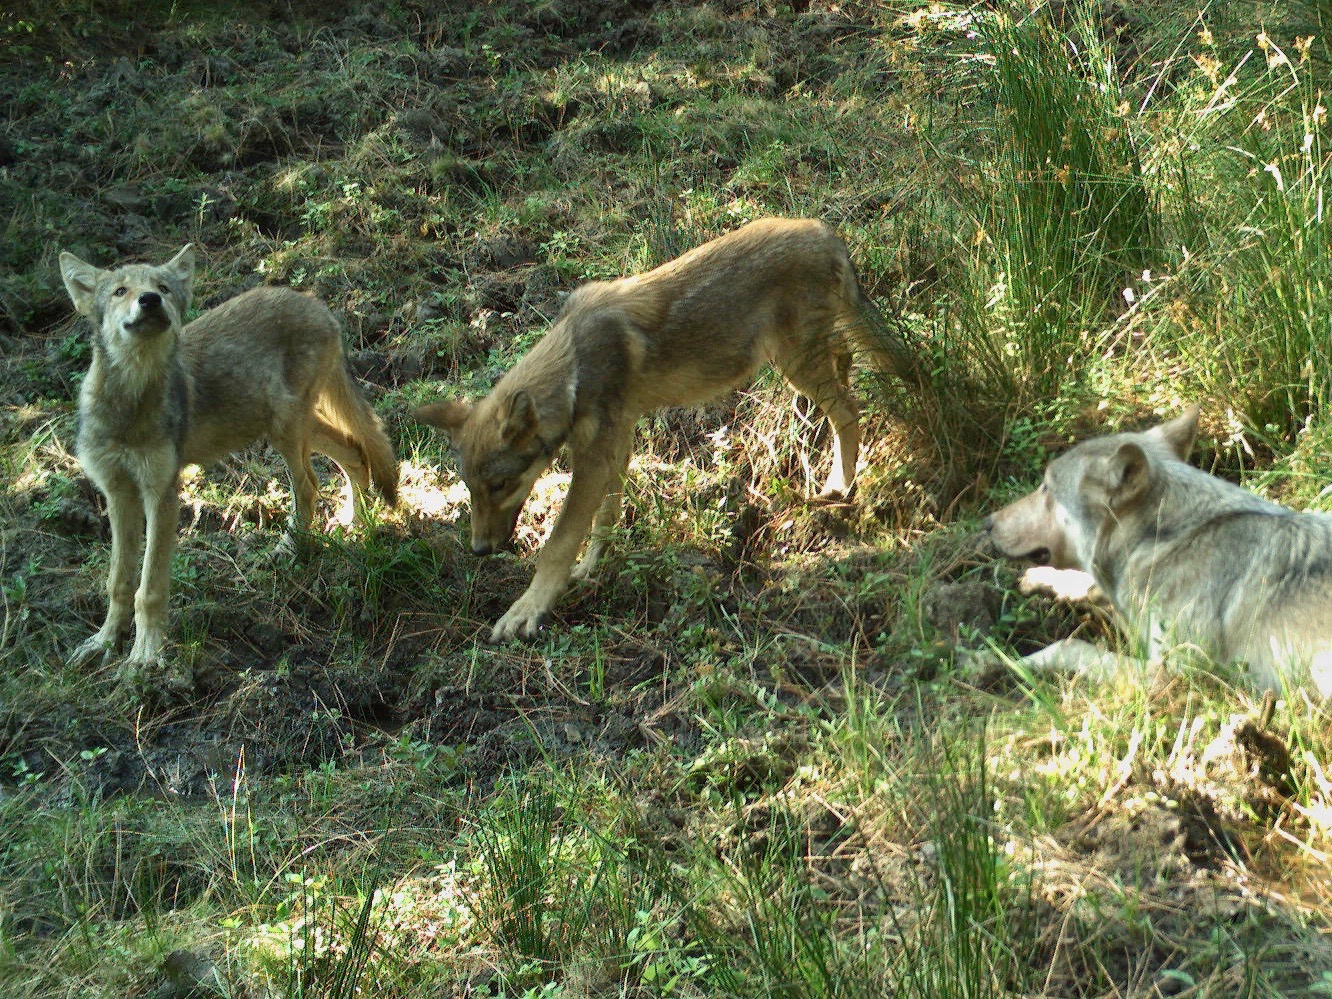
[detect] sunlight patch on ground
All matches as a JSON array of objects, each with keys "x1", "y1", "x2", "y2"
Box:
[
  {"x1": 398, "y1": 457, "x2": 573, "y2": 552},
  {"x1": 514, "y1": 471, "x2": 571, "y2": 550},
  {"x1": 398, "y1": 458, "x2": 466, "y2": 523}
]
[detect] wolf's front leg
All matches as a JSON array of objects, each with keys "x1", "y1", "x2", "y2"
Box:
[
  {"x1": 69, "y1": 486, "x2": 144, "y2": 668},
  {"x1": 1019, "y1": 638, "x2": 1125, "y2": 679},
  {"x1": 490, "y1": 448, "x2": 616, "y2": 642},
  {"x1": 125, "y1": 481, "x2": 181, "y2": 666}
]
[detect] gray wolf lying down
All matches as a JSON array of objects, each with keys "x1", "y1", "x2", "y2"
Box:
[{"x1": 987, "y1": 407, "x2": 1332, "y2": 697}]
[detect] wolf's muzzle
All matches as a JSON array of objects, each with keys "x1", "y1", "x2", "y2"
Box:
[
  {"x1": 472, "y1": 510, "x2": 521, "y2": 557},
  {"x1": 983, "y1": 515, "x2": 1050, "y2": 564},
  {"x1": 125, "y1": 291, "x2": 169, "y2": 334}
]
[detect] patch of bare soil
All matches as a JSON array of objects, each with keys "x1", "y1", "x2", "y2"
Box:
[{"x1": 2, "y1": 4, "x2": 1326, "y2": 994}]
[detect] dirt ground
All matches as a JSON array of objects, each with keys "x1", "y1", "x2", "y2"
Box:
[{"x1": 1, "y1": 2, "x2": 1328, "y2": 994}]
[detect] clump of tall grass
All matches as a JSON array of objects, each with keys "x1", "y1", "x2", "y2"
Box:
[
  {"x1": 979, "y1": 1, "x2": 1156, "y2": 353},
  {"x1": 896, "y1": 0, "x2": 1160, "y2": 483},
  {"x1": 461, "y1": 774, "x2": 667, "y2": 992},
  {"x1": 1145, "y1": 24, "x2": 1331, "y2": 449},
  {"x1": 669, "y1": 724, "x2": 1039, "y2": 999},
  {"x1": 685, "y1": 806, "x2": 886, "y2": 999},
  {"x1": 891, "y1": 1, "x2": 1332, "y2": 490}
]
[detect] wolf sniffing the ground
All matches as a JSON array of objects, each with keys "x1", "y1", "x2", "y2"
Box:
[
  {"x1": 415, "y1": 216, "x2": 917, "y2": 642},
  {"x1": 987, "y1": 407, "x2": 1332, "y2": 697},
  {"x1": 59, "y1": 244, "x2": 399, "y2": 672}
]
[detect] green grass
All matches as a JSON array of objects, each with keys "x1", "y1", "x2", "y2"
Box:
[{"x1": 2, "y1": 1, "x2": 1332, "y2": 996}]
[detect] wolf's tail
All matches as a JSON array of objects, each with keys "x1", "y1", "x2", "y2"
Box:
[{"x1": 316, "y1": 362, "x2": 400, "y2": 507}]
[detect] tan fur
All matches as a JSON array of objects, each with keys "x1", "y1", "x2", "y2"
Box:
[
  {"x1": 59, "y1": 244, "x2": 398, "y2": 671},
  {"x1": 415, "y1": 217, "x2": 916, "y2": 641},
  {"x1": 987, "y1": 408, "x2": 1332, "y2": 696}
]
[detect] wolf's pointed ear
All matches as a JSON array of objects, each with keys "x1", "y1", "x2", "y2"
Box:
[
  {"x1": 163, "y1": 244, "x2": 197, "y2": 310},
  {"x1": 59, "y1": 252, "x2": 104, "y2": 317},
  {"x1": 1103, "y1": 441, "x2": 1151, "y2": 510},
  {"x1": 1151, "y1": 405, "x2": 1200, "y2": 461},
  {"x1": 501, "y1": 390, "x2": 538, "y2": 446},
  {"x1": 414, "y1": 399, "x2": 473, "y2": 438}
]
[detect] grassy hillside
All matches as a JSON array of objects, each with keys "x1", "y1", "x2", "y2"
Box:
[{"x1": 2, "y1": 1, "x2": 1331, "y2": 996}]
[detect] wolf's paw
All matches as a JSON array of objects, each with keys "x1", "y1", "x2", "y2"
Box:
[
  {"x1": 1022, "y1": 638, "x2": 1130, "y2": 681},
  {"x1": 570, "y1": 555, "x2": 601, "y2": 583},
  {"x1": 1017, "y1": 566, "x2": 1103, "y2": 604},
  {"x1": 811, "y1": 482, "x2": 856, "y2": 504},
  {"x1": 117, "y1": 647, "x2": 196, "y2": 704},
  {"x1": 68, "y1": 633, "x2": 122, "y2": 670},
  {"x1": 489, "y1": 595, "x2": 551, "y2": 643}
]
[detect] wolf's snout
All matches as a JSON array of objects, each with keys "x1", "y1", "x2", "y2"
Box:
[
  {"x1": 984, "y1": 507, "x2": 1051, "y2": 565},
  {"x1": 124, "y1": 290, "x2": 169, "y2": 334}
]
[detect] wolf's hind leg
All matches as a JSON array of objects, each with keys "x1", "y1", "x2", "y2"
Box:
[
  {"x1": 772, "y1": 338, "x2": 860, "y2": 499},
  {"x1": 311, "y1": 420, "x2": 372, "y2": 527},
  {"x1": 271, "y1": 427, "x2": 321, "y2": 553}
]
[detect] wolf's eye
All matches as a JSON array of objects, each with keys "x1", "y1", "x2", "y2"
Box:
[
  {"x1": 112, "y1": 286, "x2": 127, "y2": 297},
  {"x1": 490, "y1": 479, "x2": 512, "y2": 497},
  {"x1": 157, "y1": 283, "x2": 171, "y2": 294}
]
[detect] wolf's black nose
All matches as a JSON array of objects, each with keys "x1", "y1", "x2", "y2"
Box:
[
  {"x1": 472, "y1": 541, "x2": 494, "y2": 557},
  {"x1": 139, "y1": 291, "x2": 162, "y2": 309}
]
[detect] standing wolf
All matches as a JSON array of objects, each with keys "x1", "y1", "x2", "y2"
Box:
[
  {"x1": 415, "y1": 217, "x2": 917, "y2": 641},
  {"x1": 59, "y1": 244, "x2": 399, "y2": 671},
  {"x1": 987, "y1": 407, "x2": 1332, "y2": 697}
]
